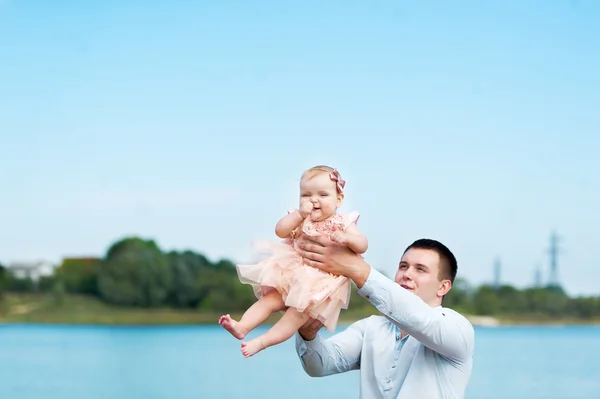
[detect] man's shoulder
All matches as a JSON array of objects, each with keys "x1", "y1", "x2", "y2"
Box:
[
  {"x1": 368, "y1": 314, "x2": 385, "y2": 321},
  {"x1": 439, "y1": 306, "x2": 475, "y2": 334},
  {"x1": 438, "y1": 306, "x2": 469, "y2": 319}
]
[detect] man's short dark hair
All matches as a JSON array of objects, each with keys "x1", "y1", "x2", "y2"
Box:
[{"x1": 403, "y1": 239, "x2": 458, "y2": 283}]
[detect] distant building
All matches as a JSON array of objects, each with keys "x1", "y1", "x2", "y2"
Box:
[
  {"x1": 493, "y1": 257, "x2": 501, "y2": 290},
  {"x1": 6, "y1": 261, "x2": 56, "y2": 283}
]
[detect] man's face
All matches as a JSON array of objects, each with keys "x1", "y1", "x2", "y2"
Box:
[{"x1": 394, "y1": 248, "x2": 451, "y2": 306}]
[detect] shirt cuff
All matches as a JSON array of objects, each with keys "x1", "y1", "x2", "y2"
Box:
[
  {"x1": 356, "y1": 267, "x2": 390, "y2": 308},
  {"x1": 295, "y1": 332, "x2": 322, "y2": 356}
]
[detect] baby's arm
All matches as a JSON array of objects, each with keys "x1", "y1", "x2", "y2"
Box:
[
  {"x1": 275, "y1": 203, "x2": 312, "y2": 238},
  {"x1": 331, "y1": 223, "x2": 368, "y2": 254},
  {"x1": 343, "y1": 224, "x2": 369, "y2": 254}
]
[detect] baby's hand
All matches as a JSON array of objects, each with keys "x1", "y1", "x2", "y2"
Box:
[
  {"x1": 330, "y1": 231, "x2": 349, "y2": 246},
  {"x1": 299, "y1": 202, "x2": 313, "y2": 218}
]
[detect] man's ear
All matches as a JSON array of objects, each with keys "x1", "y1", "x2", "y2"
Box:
[{"x1": 437, "y1": 280, "x2": 452, "y2": 297}]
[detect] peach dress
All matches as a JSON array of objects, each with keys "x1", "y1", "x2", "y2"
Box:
[{"x1": 236, "y1": 210, "x2": 360, "y2": 332}]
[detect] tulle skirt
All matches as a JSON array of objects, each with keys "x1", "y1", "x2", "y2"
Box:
[{"x1": 236, "y1": 239, "x2": 351, "y2": 332}]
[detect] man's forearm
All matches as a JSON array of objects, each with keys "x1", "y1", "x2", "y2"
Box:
[
  {"x1": 347, "y1": 256, "x2": 371, "y2": 289},
  {"x1": 295, "y1": 320, "x2": 365, "y2": 377},
  {"x1": 295, "y1": 334, "x2": 332, "y2": 377}
]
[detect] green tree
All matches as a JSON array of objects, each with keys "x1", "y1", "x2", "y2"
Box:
[
  {"x1": 570, "y1": 296, "x2": 600, "y2": 319},
  {"x1": 51, "y1": 278, "x2": 66, "y2": 306},
  {"x1": 38, "y1": 275, "x2": 58, "y2": 293},
  {"x1": 443, "y1": 277, "x2": 473, "y2": 313},
  {"x1": 167, "y1": 250, "x2": 212, "y2": 308},
  {"x1": 197, "y1": 259, "x2": 256, "y2": 313},
  {"x1": 523, "y1": 286, "x2": 570, "y2": 316},
  {"x1": 5, "y1": 275, "x2": 35, "y2": 292},
  {"x1": 56, "y1": 257, "x2": 100, "y2": 295},
  {"x1": 0, "y1": 263, "x2": 5, "y2": 299},
  {"x1": 495, "y1": 285, "x2": 528, "y2": 314},
  {"x1": 97, "y1": 237, "x2": 172, "y2": 307},
  {"x1": 472, "y1": 285, "x2": 501, "y2": 315}
]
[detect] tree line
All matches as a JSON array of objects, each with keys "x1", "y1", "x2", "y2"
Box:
[
  {"x1": 443, "y1": 279, "x2": 600, "y2": 320},
  {"x1": 1, "y1": 236, "x2": 599, "y2": 320},
  {"x1": 0, "y1": 237, "x2": 259, "y2": 313}
]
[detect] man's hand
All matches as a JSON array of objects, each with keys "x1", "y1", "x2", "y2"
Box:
[
  {"x1": 298, "y1": 317, "x2": 324, "y2": 341},
  {"x1": 296, "y1": 234, "x2": 371, "y2": 288}
]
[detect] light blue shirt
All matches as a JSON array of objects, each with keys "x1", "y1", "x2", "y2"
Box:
[{"x1": 295, "y1": 267, "x2": 475, "y2": 399}]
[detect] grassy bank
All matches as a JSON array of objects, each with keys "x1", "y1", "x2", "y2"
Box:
[
  {"x1": 0, "y1": 293, "x2": 378, "y2": 325},
  {"x1": 1, "y1": 293, "x2": 217, "y2": 325},
  {"x1": 1, "y1": 293, "x2": 599, "y2": 326}
]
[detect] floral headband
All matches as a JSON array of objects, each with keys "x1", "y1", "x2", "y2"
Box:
[{"x1": 330, "y1": 169, "x2": 346, "y2": 194}]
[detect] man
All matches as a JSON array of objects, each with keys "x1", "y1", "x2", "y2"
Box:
[{"x1": 294, "y1": 236, "x2": 474, "y2": 399}]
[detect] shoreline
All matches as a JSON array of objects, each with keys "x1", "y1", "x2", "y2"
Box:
[
  {"x1": 2, "y1": 293, "x2": 599, "y2": 327},
  {"x1": 1, "y1": 313, "x2": 599, "y2": 327}
]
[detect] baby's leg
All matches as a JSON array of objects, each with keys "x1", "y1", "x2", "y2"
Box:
[
  {"x1": 241, "y1": 307, "x2": 310, "y2": 358},
  {"x1": 219, "y1": 290, "x2": 285, "y2": 340}
]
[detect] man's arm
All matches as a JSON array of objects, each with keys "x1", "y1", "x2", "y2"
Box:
[
  {"x1": 295, "y1": 319, "x2": 365, "y2": 377},
  {"x1": 296, "y1": 235, "x2": 473, "y2": 363},
  {"x1": 357, "y1": 268, "x2": 474, "y2": 362}
]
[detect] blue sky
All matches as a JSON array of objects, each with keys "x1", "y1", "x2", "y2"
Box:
[{"x1": 1, "y1": 1, "x2": 598, "y2": 296}]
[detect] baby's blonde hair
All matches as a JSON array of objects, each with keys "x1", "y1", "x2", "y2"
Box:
[
  {"x1": 301, "y1": 165, "x2": 345, "y2": 194},
  {"x1": 301, "y1": 165, "x2": 337, "y2": 181}
]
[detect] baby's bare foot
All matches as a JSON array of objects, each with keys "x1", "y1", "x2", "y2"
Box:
[
  {"x1": 241, "y1": 339, "x2": 265, "y2": 358},
  {"x1": 218, "y1": 314, "x2": 248, "y2": 340}
]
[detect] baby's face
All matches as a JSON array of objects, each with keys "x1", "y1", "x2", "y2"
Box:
[{"x1": 299, "y1": 172, "x2": 342, "y2": 221}]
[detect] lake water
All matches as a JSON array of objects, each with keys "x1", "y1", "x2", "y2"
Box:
[{"x1": 1, "y1": 323, "x2": 599, "y2": 398}]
